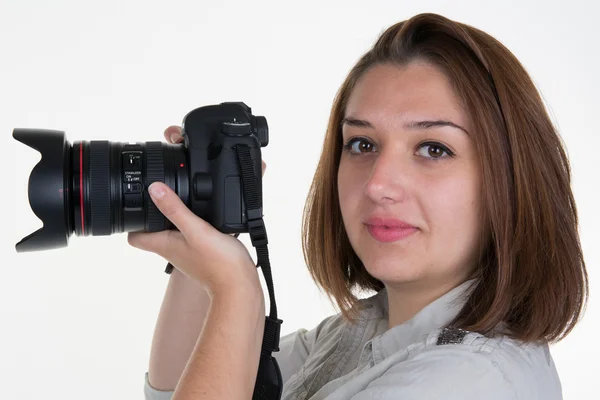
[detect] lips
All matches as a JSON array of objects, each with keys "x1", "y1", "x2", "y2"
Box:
[
  {"x1": 364, "y1": 217, "x2": 418, "y2": 243},
  {"x1": 365, "y1": 217, "x2": 416, "y2": 229}
]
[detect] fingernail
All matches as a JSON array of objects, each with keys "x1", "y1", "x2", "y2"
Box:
[{"x1": 148, "y1": 182, "x2": 166, "y2": 199}]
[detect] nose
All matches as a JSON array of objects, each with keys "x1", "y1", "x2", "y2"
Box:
[{"x1": 364, "y1": 150, "x2": 411, "y2": 205}]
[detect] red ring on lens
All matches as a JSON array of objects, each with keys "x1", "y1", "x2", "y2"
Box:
[{"x1": 79, "y1": 143, "x2": 85, "y2": 234}]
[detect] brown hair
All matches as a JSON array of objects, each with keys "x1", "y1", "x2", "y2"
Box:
[{"x1": 301, "y1": 12, "x2": 588, "y2": 343}]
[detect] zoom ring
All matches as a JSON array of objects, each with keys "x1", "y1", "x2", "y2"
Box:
[
  {"x1": 89, "y1": 141, "x2": 112, "y2": 235},
  {"x1": 145, "y1": 142, "x2": 165, "y2": 231}
]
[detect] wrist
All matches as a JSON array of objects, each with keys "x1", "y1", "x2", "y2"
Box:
[
  {"x1": 210, "y1": 263, "x2": 263, "y2": 298},
  {"x1": 210, "y1": 280, "x2": 265, "y2": 310}
]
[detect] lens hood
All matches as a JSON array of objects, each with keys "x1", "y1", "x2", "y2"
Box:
[{"x1": 13, "y1": 129, "x2": 71, "y2": 252}]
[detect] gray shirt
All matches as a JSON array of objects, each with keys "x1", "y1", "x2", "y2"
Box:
[{"x1": 144, "y1": 279, "x2": 562, "y2": 399}]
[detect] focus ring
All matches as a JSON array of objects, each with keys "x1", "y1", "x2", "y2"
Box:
[
  {"x1": 146, "y1": 142, "x2": 165, "y2": 231},
  {"x1": 89, "y1": 141, "x2": 111, "y2": 235}
]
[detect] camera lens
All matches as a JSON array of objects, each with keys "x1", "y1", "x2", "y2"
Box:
[{"x1": 13, "y1": 129, "x2": 189, "y2": 252}]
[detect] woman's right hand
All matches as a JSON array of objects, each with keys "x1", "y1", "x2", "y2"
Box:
[
  {"x1": 143, "y1": 126, "x2": 267, "y2": 392},
  {"x1": 163, "y1": 125, "x2": 267, "y2": 176}
]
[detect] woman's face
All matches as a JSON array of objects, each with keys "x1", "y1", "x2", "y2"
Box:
[{"x1": 338, "y1": 61, "x2": 485, "y2": 291}]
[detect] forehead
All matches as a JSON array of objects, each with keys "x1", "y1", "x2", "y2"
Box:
[{"x1": 345, "y1": 62, "x2": 469, "y2": 129}]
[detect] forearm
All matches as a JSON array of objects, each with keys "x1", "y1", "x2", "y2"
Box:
[
  {"x1": 172, "y1": 285, "x2": 266, "y2": 400},
  {"x1": 148, "y1": 267, "x2": 211, "y2": 390}
]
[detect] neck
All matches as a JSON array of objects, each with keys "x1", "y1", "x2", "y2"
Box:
[{"x1": 385, "y1": 277, "x2": 469, "y2": 329}]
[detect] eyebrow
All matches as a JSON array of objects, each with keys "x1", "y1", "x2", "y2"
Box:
[{"x1": 341, "y1": 117, "x2": 470, "y2": 136}]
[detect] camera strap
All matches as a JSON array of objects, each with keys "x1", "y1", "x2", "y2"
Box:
[
  {"x1": 164, "y1": 144, "x2": 283, "y2": 399},
  {"x1": 234, "y1": 144, "x2": 283, "y2": 400}
]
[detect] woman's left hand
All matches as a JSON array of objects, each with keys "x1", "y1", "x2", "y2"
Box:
[{"x1": 127, "y1": 181, "x2": 262, "y2": 298}]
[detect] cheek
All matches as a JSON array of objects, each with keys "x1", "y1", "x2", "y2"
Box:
[
  {"x1": 337, "y1": 163, "x2": 363, "y2": 218},
  {"x1": 427, "y1": 177, "x2": 481, "y2": 236}
]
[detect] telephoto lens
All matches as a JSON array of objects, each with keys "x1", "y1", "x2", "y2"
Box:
[{"x1": 12, "y1": 129, "x2": 189, "y2": 252}]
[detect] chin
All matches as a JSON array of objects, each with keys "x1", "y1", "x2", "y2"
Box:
[{"x1": 361, "y1": 256, "x2": 425, "y2": 286}]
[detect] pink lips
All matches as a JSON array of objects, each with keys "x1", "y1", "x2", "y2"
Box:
[{"x1": 364, "y1": 217, "x2": 418, "y2": 243}]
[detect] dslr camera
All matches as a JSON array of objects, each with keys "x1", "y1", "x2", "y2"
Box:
[{"x1": 13, "y1": 102, "x2": 268, "y2": 252}]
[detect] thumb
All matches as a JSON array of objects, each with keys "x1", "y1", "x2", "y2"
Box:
[{"x1": 147, "y1": 182, "x2": 210, "y2": 239}]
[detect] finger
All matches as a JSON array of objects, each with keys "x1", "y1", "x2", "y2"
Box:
[
  {"x1": 147, "y1": 181, "x2": 211, "y2": 239},
  {"x1": 127, "y1": 229, "x2": 187, "y2": 263},
  {"x1": 164, "y1": 125, "x2": 183, "y2": 144},
  {"x1": 261, "y1": 160, "x2": 266, "y2": 177}
]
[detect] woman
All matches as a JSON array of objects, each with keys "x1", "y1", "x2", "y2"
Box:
[{"x1": 131, "y1": 12, "x2": 588, "y2": 399}]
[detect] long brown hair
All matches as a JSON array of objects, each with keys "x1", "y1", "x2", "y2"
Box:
[{"x1": 301, "y1": 12, "x2": 588, "y2": 343}]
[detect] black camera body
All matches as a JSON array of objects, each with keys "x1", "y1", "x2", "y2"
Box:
[
  {"x1": 13, "y1": 101, "x2": 268, "y2": 252},
  {"x1": 183, "y1": 101, "x2": 268, "y2": 232}
]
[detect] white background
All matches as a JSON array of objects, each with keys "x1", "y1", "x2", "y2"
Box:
[{"x1": 1, "y1": 0, "x2": 598, "y2": 398}]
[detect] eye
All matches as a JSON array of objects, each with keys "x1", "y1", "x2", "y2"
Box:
[
  {"x1": 416, "y1": 142, "x2": 455, "y2": 161},
  {"x1": 342, "y1": 137, "x2": 377, "y2": 155},
  {"x1": 342, "y1": 138, "x2": 455, "y2": 160}
]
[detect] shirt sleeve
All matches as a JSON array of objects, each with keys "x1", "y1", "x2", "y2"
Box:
[
  {"x1": 144, "y1": 372, "x2": 174, "y2": 400},
  {"x1": 348, "y1": 346, "x2": 517, "y2": 400}
]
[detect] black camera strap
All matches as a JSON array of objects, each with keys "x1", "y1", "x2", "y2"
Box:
[
  {"x1": 234, "y1": 144, "x2": 283, "y2": 400},
  {"x1": 165, "y1": 144, "x2": 283, "y2": 400}
]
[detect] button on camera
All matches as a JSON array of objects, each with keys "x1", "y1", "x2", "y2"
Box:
[
  {"x1": 221, "y1": 121, "x2": 252, "y2": 136},
  {"x1": 123, "y1": 152, "x2": 142, "y2": 171},
  {"x1": 123, "y1": 182, "x2": 142, "y2": 194}
]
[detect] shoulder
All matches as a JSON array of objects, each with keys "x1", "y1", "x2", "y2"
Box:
[
  {"x1": 365, "y1": 328, "x2": 561, "y2": 400},
  {"x1": 300, "y1": 289, "x2": 385, "y2": 344}
]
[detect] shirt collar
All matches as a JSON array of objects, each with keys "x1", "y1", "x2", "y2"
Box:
[{"x1": 367, "y1": 278, "x2": 478, "y2": 363}]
